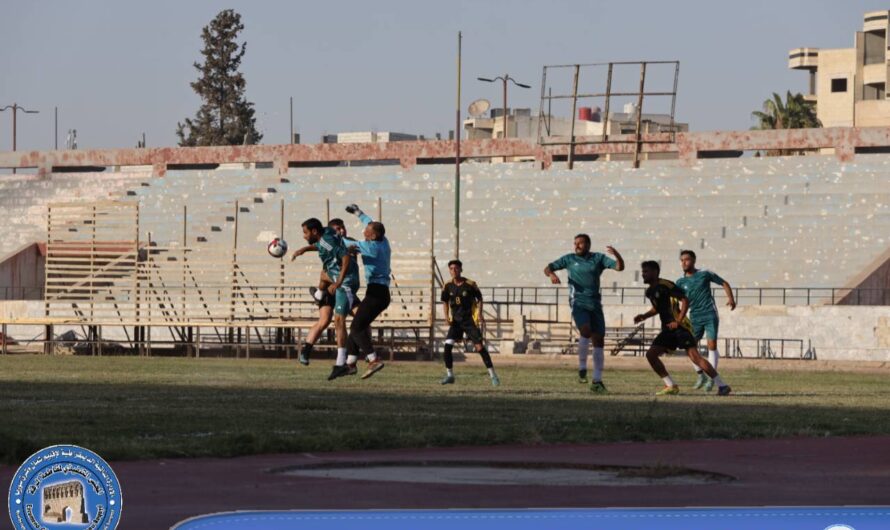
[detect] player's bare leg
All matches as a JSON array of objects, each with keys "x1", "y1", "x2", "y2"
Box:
[{"x1": 646, "y1": 345, "x2": 680, "y2": 395}]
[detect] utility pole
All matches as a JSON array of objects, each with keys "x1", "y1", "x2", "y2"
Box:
[
  {"x1": 455, "y1": 31, "x2": 462, "y2": 260},
  {"x1": 477, "y1": 74, "x2": 531, "y2": 140}
]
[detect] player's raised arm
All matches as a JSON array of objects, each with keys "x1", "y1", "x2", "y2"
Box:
[
  {"x1": 346, "y1": 204, "x2": 374, "y2": 227},
  {"x1": 290, "y1": 245, "x2": 316, "y2": 261},
  {"x1": 606, "y1": 245, "x2": 625, "y2": 271}
]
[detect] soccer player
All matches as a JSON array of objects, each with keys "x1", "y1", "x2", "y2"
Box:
[
  {"x1": 341, "y1": 204, "x2": 390, "y2": 379},
  {"x1": 544, "y1": 235, "x2": 624, "y2": 392},
  {"x1": 293, "y1": 219, "x2": 356, "y2": 369},
  {"x1": 440, "y1": 260, "x2": 500, "y2": 387},
  {"x1": 634, "y1": 260, "x2": 731, "y2": 396},
  {"x1": 676, "y1": 250, "x2": 737, "y2": 391},
  {"x1": 307, "y1": 218, "x2": 353, "y2": 310},
  {"x1": 291, "y1": 217, "x2": 361, "y2": 381}
]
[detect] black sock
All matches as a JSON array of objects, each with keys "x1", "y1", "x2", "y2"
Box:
[
  {"x1": 301, "y1": 343, "x2": 313, "y2": 357},
  {"x1": 444, "y1": 343, "x2": 454, "y2": 369},
  {"x1": 478, "y1": 347, "x2": 493, "y2": 368}
]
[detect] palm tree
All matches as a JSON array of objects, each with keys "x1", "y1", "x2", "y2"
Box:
[{"x1": 752, "y1": 91, "x2": 821, "y2": 155}]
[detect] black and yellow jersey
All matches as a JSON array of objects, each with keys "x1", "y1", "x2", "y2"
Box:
[
  {"x1": 441, "y1": 278, "x2": 483, "y2": 325},
  {"x1": 644, "y1": 279, "x2": 693, "y2": 332}
]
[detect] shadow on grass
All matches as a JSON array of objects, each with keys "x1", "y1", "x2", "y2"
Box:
[{"x1": 2, "y1": 379, "x2": 889, "y2": 465}]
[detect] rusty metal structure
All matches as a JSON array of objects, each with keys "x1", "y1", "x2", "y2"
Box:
[
  {"x1": 536, "y1": 61, "x2": 680, "y2": 169},
  {"x1": 2, "y1": 126, "x2": 889, "y2": 177}
]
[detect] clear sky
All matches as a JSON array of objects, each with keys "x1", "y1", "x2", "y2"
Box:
[{"x1": 1, "y1": 0, "x2": 887, "y2": 151}]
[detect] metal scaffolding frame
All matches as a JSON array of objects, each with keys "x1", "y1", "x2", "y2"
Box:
[{"x1": 536, "y1": 60, "x2": 680, "y2": 169}]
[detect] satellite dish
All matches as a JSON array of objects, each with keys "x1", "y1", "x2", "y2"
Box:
[{"x1": 468, "y1": 98, "x2": 491, "y2": 118}]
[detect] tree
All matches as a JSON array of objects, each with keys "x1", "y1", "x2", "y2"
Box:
[
  {"x1": 752, "y1": 91, "x2": 820, "y2": 131},
  {"x1": 176, "y1": 10, "x2": 262, "y2": 146},
  {"x1": 751, "y1": 91, "x2": 820, "y2": 156}
]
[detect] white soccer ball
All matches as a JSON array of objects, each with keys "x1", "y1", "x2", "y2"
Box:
[{"x1": 267, "y1": 237, "x2": 288, "y2": 258}]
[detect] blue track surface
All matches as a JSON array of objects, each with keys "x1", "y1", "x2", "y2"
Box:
[{"x1": 172, "y1": 507, "x2": 890, "y2": 530}]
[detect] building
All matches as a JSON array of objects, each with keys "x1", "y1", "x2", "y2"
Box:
[
  {"x1": 789, "y1": 9, "x2": 890, "y2": 127},
  {"x1": 335, "y1": 131, "x2": 418, "y2": 144},
  {"x1": 463, "y1": 104, "x2": 688, "y2": 161}
]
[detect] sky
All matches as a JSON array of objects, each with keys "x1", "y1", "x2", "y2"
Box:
[{"x1": 1, "y1": 0, "x2": 888, "y2": 151}]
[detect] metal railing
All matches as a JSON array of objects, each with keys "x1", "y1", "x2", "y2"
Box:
[
  {"x1": 4, "y1": 283, "x2": 887, "y2": 307},
  {"x1": 724, "y1": 337, "x2": 809, "y2": 360},
  {"x1": 479, "y1": 286, "x2": 890, "y2": 308}
]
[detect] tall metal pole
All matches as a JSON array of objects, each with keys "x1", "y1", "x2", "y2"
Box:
[
  {"x1": 502, "y1": 76, "x2": 508, "y2": 140},
  {"x1": 11, "y1": 105, "x2": 16, "y2": 175},
  {"x1": 54, "y1": 106, "x2": 58, "y2": 150},
  {"x1": 602, "y1": 63, "x2": 614, "y2": 143},
  {"x1": 455, "y1": 31, "x2": 462, "y2": 260},
  {"x1": 289, "y1": 96, "x2": 294, "y2": 144},
  {"x1": 633, "y1": 62, "x2": 647, "y2": 169},
  {"x1": 567, "y1": 65, "x2": 580, "y2": 170}
]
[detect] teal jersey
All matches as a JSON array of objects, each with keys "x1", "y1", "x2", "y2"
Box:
[
  {"x1": 315, "y1": 227, "x2": 360, "y2": 287},
  {"x1": 675, "y1": 269, "x2": 725, "y2": 318},
  {"x1": 548, "y1": 252, "x2": 617, "y2": 309}
]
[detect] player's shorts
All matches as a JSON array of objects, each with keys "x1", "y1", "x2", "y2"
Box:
[
  {"x1": 652, "y1": 327, "x2": 697, "y2": 351},
  {"x1": 446, "y1": 320, "x2": 484, "y2": 345},
  {"x1": 690, "y1": 313, "x2": 719, "y2": 341},
  {"x1": 334, "y1": 285, "x2": 359, "y2": 316},
  {"x1": 319, "y1": 290, "x2": 335, "y2": 308},
  {"x1": 571, "y1": 304, "x2": 605, "y2": 336}
]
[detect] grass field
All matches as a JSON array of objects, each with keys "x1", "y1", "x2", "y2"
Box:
[{"x1": 1, "y1": 355, "x2": 889, "y2": 464}]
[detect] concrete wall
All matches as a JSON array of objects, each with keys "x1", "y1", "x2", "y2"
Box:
[
  {"x1": 507, "y1": 304, "x2": 890, "y2": 361},
  {"x1": 816, "y1": 48, "x2": 856, "y2": 127},
  {"x1": 854, "y1": 100, "x2": 890, "y2": 127},
  {"x1": 0, "y1": 243, "x2": 44, "y2": 300},
  {"x1": 839, "y1": 246, "x2": 890, "y2": 305}
]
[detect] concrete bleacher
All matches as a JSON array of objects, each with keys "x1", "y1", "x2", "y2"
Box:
[
  {"x1": 0, "y1": 171, "x2": 150, "y2": 259},
  {"x1": 3, "y1": 153, "x2": 888, "y2": 293},
  {"x1": 1, "y1": 152, "x2": 888, "y2": 359}
]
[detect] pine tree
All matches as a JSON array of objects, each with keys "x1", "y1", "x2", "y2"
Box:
[{"x1": 176, "y1": 9, "x2": 262, "y2": 146}]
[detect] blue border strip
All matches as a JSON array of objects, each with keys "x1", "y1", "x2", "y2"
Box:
[{"x1": 171, "y1": 507, "x2": 890, "y2": 530}]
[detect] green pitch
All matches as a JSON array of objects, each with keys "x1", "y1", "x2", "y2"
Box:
[{"x1": 1, "y1": 355, "x2": 889, "y2": 464}]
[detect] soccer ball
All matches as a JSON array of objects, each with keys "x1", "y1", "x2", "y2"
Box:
[{"x1": 267, "y1": 237, "x2": 288, "y2": 258}]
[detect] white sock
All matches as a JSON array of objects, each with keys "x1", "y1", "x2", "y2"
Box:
[
  {"x1": 693, "y1": 363, "x2": 703, "y2": 374},
  {"x1": 314, "y1": 289, "x2": 325, "y2": 301},
  {"x1": 488, "y1": 368, "x2": 496, "y2": 377},
  {"x1": 662, "y1": 376, "x2": 675, "y2": 387},
  {"x1": 366, "y1": 352, "x2": 377, "y2": 362},
  {"x1": 346, "y1": 354, "x2": 358, "y2": 365},
  {"x1": 593, "y1": 347, "x2": 605, "y2": 382},
  {"x1": 336, "y1": 347, "x2": 347, "y2": 366},
  {"x1": 578, "y1": 337, "x2": 590, "y2": 370},
  {"x1": 712, "y1": 374, "x2": 726, "y2": 387},
  {"x1": 709, "y1": 349, "x2": 719, "y2": 370},
  {"x1": 446, "y1": 368, "x2": 454, "y2": 377}
]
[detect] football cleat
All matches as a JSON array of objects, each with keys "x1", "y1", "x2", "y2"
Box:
[
  {"x1": 361, "y1": 360, "x2": 385, "y2": 379},
  {"x1": 327, "y1": 365, "x2": 350, "y2": 381},
  {"x1": 656, "y1": 385, "x2": 680, "y2": 396},
  {"x1": 590, "y1": 381, "x2": 608, "y2": 394}
]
